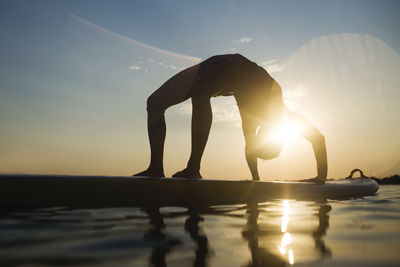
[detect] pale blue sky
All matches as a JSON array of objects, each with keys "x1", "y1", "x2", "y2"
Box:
[
  {"x1": 1, "y1": 0, "x2": 400, "y2": 65},
  {"x1": 1, "y1": 0, "x2": 399, "y2": 178}
]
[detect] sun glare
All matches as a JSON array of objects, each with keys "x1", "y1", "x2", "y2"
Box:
[{"x1": 269, "y1": 121, "x2": 302, "y2": 143}]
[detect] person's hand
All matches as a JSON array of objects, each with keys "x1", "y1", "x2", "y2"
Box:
[{"x1": 300, "y1": 176, "x2": 326, "y2": 184}]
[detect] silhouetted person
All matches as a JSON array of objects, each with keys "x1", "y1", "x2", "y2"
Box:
[{"x1": 134, "y1": 54, "x2": 327, "y2": 182}]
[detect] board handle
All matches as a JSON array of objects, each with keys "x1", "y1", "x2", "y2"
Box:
[{"x1": 346, "y1": 168, "x2": 367, "y2": 179}]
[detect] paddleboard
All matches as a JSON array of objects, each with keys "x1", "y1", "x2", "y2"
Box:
[{"x1": 0, "y1": 174, "x2": 379, "y2": 208}]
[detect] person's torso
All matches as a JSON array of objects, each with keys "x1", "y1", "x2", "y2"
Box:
[
  {"x1": 193, "y1": 54, "x2": 274, "y2": 97},
  {"x1": 190, "y1": 54, "x2": 284, "y2": 123}
]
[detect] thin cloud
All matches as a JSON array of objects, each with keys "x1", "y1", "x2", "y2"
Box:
[
  {"x1": 70, "y1": 14, "x2": 201, "y2": 63},
  {"x1": 129, "y1": 65, "x2": 141, "y2": 70},
  {"x1": 178, "y1": 98, "x2": 241, "y2": 127},
  {"x1": 159, "y1": 62, "x2": 179, "y2": 70},
  {"x1": 261, "y1": 59, "x2": 285, "y2": 74},
  {"x1": 132, "y1": 58, "x2": 182, "y2": 73},
  {"x1": 283, "y1": 85, "x2": 309, "y2": 109},
  {"x1": 261, "y1": 59, "x2": 278, "y2": 65},
  {"x1": 212, "y1": 100, "x2": 241, "y2": 125},
  {"x1": 237, "y1": 37, "x2": 253, "y2": 44}
]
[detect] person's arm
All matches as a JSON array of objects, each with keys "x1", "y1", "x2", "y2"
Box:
[
  {"x1": 245, "y1": 143, "x2": 259, "y2": 180},
  {"x1": 288, "y1": 111, "x2": 327, "y2": 182},
  {"x1": 241, "y1": 116, "x2": 260, "y2": 180}
]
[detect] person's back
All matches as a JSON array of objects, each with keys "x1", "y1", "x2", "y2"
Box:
[{"x1": 192, "y1": 54, "x2": 274, "y2": 98}]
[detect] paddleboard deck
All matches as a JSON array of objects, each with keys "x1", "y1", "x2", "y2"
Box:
[{"x1": 0, "y1": 174, "x2": 379, "y2": 208}]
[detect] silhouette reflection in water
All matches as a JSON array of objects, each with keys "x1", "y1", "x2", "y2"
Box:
[
  {"x1": 143, "y1": 207, "x2": 210, "y2": 267},
  {"x1": 185, "y1": 208, "x2": 211, "y2": 267},
  {"x1": 143, "y1": 207, "x2": 181, "y2": 267},
  {"x1": 143, "y1": 201, "x2": 331, "y2": 266},
  {"x1": 312, "y1": 203, "x2": 332, "y2": 257},
  {"x1": 242, "y1": 203, "x2": 287, "y2": 267},
  {"x1": 242, "y1": 201, "x2": 332, "y2": 266}
]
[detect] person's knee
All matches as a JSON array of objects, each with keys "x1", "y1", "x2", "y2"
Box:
[{"x1": 147, "y1": 94, "x2": 166, "y2": 113}]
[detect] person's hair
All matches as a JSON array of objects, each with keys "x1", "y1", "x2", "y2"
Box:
[
  {"x1": 255, "y1": 126, "x2": 283, "y2": 160},
  {"x1": 256, "y1": 140, "x2": 282, "y2": 160}
]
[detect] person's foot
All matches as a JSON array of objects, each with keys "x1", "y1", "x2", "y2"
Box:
[
  {"x1": 172, "y1": 168, "x2": 202, "y2": 179},
  {"x1": 132, "y1": 168, "x2": 165, "y2": 178}
]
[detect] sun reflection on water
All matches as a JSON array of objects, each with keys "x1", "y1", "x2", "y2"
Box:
[{"x1": 279, "y1": 200, "x2": 295, "y2": 265}]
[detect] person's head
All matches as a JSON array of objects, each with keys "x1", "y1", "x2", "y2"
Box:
[{"x1": 255, "y1": 127, "x2": 283, "y2": 160}]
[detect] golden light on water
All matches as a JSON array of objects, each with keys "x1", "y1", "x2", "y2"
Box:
[
  {"x1": 279, "y1": 233, "x2": 292, "y2": 254},
  {"x1": 279, "y1": 200, "x2": 295, "y2": 265},
  {"x1": 281, "y1": 199, "x2": 290, "y2": 232},
  {"x1": 288, "y1": 249, "x2": 294, "y2": 265}
]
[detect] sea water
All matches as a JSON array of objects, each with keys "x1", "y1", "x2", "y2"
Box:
[{"x1": 0, "y1": 186, "x2": 399, "y2": 267}]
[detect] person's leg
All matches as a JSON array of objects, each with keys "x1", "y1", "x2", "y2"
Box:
[
  {"x1": 133, "y1": 94, "x2": 167, "y2": 177},
  {"x1": 173, "y1": 94, "x2": 212, "y2": 178},
  {"x1": 134, "y1": 65, "x2": 199, "y2": 177},
  {"x1": 147, "y1": 108, "x2": 166, "y2": 175}
]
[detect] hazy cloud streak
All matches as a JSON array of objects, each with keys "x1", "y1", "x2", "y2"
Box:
[
  {"x1": 179, "y1": 98, "x2": 241, "y2": 127},
  {"x1": 283, "y1": 85, "x2": 309, "y2": 109},
  {"x1": 70, "y1": 14, "x2": 201, "y2": 63},
  {"x1": 129, "y1": 65, "x2": 141, "y2": 70},
  {"x1": 261, "y1": 59, "x2": 285, "y2": 74},
  {"x1": 237, "y1": 37, "x2": 253, "y2": 43}
]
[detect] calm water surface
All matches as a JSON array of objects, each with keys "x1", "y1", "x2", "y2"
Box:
[{"x1": 1, "y1": 186, "x2": 399, "y2": 266}]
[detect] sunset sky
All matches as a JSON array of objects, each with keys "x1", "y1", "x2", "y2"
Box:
[{"x1": 1, "y1": 0, "x2": 399, "y2": 180}]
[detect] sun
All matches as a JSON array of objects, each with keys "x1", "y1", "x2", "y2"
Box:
[{"x1": 269, "y1": 121, "x2": 303, "y2": 143}]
